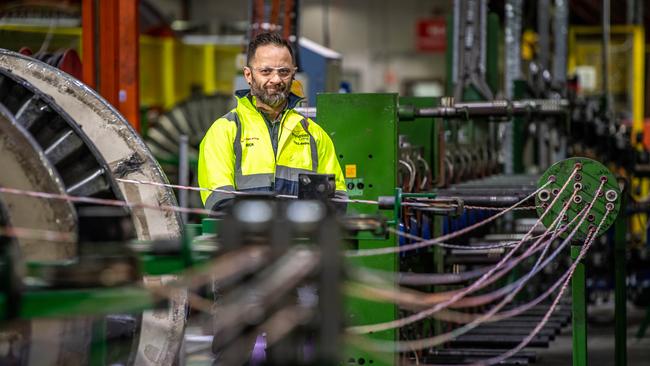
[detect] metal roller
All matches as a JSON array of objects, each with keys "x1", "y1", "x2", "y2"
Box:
[
  {"x1": 0, "y1": 49, "x2": 181, "y2": 239},
  {"x1": 0, "y1": 49, "x2": 186, "y2": 365}
]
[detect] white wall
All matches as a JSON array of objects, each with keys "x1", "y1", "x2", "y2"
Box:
[
  {"x1": 163, "y1": 0, "x2": 451, "y2": 93},
  {"x1": 300, "y1": 0, "x2": 450, "y2": 93}
]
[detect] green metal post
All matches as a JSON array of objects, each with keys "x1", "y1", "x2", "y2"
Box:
[
  {"x1": 90, "y1": 317, "x2": 107, "y2": 366},
  {"x1": 318, "y1": 93, "x2": 398, "y2": 366},
  {"x1": 202, "y1": 218, "x2": 221, "y2": 234},
  {"x1": 182, "y1": 223, "x2": 201, "y2": 267},
  {"x1": 614, "y1": 205, "x2": 627, "y2": 366},
  {"x1": 571, "y1": 244, "x2": 588, "y2": 366}
]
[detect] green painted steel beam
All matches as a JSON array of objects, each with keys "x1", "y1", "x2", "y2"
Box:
[
  {"x1": 0, "y1": 286, "x2": 157, "y2": 319},
  {"x1": 614, "y1": 197, "x2": 627, "y2": 366},
  {"x1": 90, "y1": 318, "x2": 107, "y2": 366},
  {"x1": 572, "y1": 244, "x2": 588, "y2": 366},
  {"x1": 318, "y1": 93, "x2": 398, "y2": 366},
  {"x1": 140, "y1": 255, "x2": 186, "y2": 275}
]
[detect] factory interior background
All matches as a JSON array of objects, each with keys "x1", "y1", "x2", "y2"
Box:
[{"x1": 0, "y1": 0, "x2": 649, "y2": 365}]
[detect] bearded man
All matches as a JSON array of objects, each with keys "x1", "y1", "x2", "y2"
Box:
[{"x1": 198, "y1": 32, "x2": 347, "y2": 210}]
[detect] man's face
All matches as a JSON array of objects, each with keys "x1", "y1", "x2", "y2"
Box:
[{"x1": 244, "y1": 44, "x2": 295, "y2": 108}]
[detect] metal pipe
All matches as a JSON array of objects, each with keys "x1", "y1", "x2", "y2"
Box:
[
  {"x1": 603, "y1": 0, "x2": 613, "y2": 122},
  {"x1": 504, "y1": 0, "x2": 523, "y2": 175},
  {"x1": 433, "y1": 195, "x2": 527, "y2": 207},
  {"x1": 537, "y1": 0, "x2": 550, "y2": 73},
  {"x1": 553, "y1": 0, "x2": 569, "y2": 85},
  {"x1": 398, "y1": 159, "x2": 415, "y2": 192},
  {"x1": 297, "y1": 99, "x2": 568, "y2": 121},
  {"x1": 411, "y1": 99, "x2": 569, "y2": 119},
  {"x1": 416, "y1": 156, "x2": 430, "y2": 190}
]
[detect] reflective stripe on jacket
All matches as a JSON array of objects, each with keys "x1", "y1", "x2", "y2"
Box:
[{"x1": 198, "y1": 90, "x2": 347, "y2": 210}]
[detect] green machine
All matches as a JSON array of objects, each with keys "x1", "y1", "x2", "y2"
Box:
[{"x1": 317, "y1": 93, "x2": 443, "y2": 365}]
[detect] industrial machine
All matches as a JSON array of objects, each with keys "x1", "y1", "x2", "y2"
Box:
[
  {"x1": 0, "y1": 45, "x2": 627, "y2": 366},
  {"x1": 0, "y1": 0, "x2": 648, "y2": 366}
]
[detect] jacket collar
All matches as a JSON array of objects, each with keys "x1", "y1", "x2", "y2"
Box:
[{"x1": 235, "y1": 89, "x2": 303, "y2": 111}]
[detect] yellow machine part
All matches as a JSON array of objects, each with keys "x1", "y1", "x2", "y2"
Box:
[
  {"x1": 0, "y1": 25, "x2": 240, "y2": 109},
  {"x1": 569, "y1": 25, "x2": 647, "y2": 243}
]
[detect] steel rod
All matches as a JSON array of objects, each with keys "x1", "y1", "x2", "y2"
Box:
[{"x1": 296, "y1": 99, "x2": 569, "y2": 121}]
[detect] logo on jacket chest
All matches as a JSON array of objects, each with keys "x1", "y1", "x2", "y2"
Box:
[{"x1": 292, "y1": 131, "x2": 310, "y2": 146}]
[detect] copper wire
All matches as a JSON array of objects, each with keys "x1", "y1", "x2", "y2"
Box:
[
  {"x1": 349, "y1": 178, "x2": 605, "y2": 353},
  {"x1": 0, "y1": 185, "x2": 223, "y2": 217},
  {"x1": 471, "y1": 204, "x2": 612, "y2": 366},
  {"x1": 345, "y1": 180, "x2": 555, "y2": 257},
  {"x1": 348, "y1": 170, "x2": 578, "y2": 333},
  {"x1": 347, "y1": 206, "x2": 583, "y2": 309}
]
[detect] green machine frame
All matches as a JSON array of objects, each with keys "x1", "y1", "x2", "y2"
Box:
[{"x1": 317, "y1": 93, "x2": 442, "y2": 365}]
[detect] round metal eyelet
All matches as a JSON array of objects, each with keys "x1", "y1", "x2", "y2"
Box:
[
  {"x1": 605, "y1": 190, "x2": 618, "y2": 202},
  {"x1": 538, "y1": 189, "x2": 551, "y2": 202}
]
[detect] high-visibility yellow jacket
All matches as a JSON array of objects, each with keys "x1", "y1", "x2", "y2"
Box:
[{"x1": 198, "y1": 90, "x2": 347, "y2": 210}]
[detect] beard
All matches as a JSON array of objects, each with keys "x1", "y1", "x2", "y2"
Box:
[{"x1": 250, "y1": 75, "x2": 292, "y2": 108}]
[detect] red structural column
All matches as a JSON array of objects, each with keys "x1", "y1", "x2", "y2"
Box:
[
  {"x1": 117, "y1": 0, "x2": 140, "y2": 132},
  {"x1": 81, "y1": 0, "x2": 96, "y2": 89},
  {"x1": 82, "y1": 0, "x2": 140, "y2": 132}
]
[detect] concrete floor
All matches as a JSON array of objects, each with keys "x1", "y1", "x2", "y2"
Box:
[{"x1": 535, "y1": 303, "x2": 650, "y2": 366}]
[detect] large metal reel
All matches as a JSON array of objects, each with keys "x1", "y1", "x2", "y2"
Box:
[
  {"x1": 0, "y1": 49, "x2": 186, "y2": 365},
  {"x1": 0, "y1": 105, "x2": 93, "y2": 365}
]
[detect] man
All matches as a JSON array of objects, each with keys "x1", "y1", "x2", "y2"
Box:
[{"x1": 198, "y1": 32, "x2": 347, "y2": 210}]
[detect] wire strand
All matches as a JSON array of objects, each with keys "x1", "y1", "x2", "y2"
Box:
[
  {"x1": 474, "y1": 204, "x2": 611, "y2": 366},
  {"x1": 347, "y1": 168, "x2": 578, "y2": 333},
  {"x1": 345, "y1": 180, "x2": 554, "y2": 257},
  {"x1": 0, "y1": 186, "x2": 223, "y2": 217},
  {"x1": 350, "y1": 177, "x2": 605, "y2": 352}
]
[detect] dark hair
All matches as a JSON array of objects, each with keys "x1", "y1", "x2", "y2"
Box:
[{"x1": 246, "y1": 32, "x2": 296, "y2": 66}]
